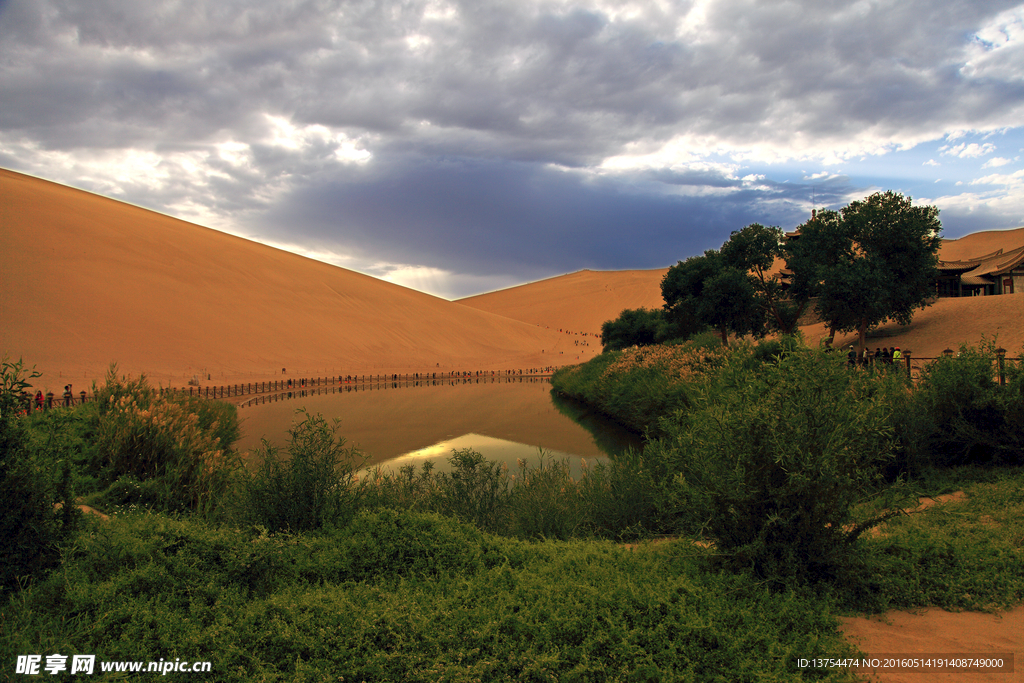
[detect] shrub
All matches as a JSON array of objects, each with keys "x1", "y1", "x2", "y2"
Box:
[
  {"x1": 508, "y1": 452, "x2": 587, "y2": 540},
  {"x1": 235, "y1": 410, "x2": 366, "y2": 532},
  {"x1": 600, "y1": 307, "x2": 687, "y2": 352},
  {"x1": 552, "y1": 343, "x2": 728, "y2": 435},
  {"x1": 90, "y1": 369, "x2": 240, "y2": 514},
  {"x1": 651, "y1": 348, "x2": 912, "y2": 585},
  {"x1": 908, "y1": 339, "x2": 1024, "y2": 466},
  {"x1": 0, "y1": 358, "x2": 78, "y2": 593},
  {"x1": 576, "y1": 446, "x2": 674, "y2": 539},
  {"x1": 423, "y1": 449, "x2": 513, "y2": 534}
]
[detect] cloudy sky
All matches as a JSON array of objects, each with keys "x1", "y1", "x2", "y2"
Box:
[{"x1": 2, "y1": 0, "x2": 1023, "y2": 299}]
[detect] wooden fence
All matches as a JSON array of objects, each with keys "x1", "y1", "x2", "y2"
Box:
[
  {"x1": 235, "y1": 374, "x2": 554, "y2": 409},
  {"x1": 847, "y1": 350, "x2": 1021, "y2": 384},
  {"x1": 16, "y1": 368, "x2": 560, "y2": 414}
]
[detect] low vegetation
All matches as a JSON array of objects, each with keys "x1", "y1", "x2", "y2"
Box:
[{"x1": 2, "y1": 338, "x2": 1022, "y2": 680}]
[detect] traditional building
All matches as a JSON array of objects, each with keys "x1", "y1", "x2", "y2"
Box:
[{"x1": 936, "y1": 245, "x2": 1024, "y2": 297}]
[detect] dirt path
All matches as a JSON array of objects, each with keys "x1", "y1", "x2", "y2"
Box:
[{"x1": 839, "y1": 606, "x2": 1022, "y2": 683}]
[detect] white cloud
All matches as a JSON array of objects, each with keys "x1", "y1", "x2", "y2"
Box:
[
  {"x1": 960, "y1": 6, "x2": 1024, "y2": 81},
  {"x1": 940, "y1": 142, "x2": 997, "y2": 158},
  {"x1": 971, "y1": 168, "x2": 1024, "y2": 186},
  {"x1": 982, "y1": 156, "x2": 1013, "y2": 168},
  {"x1": 924, "y1": 159, "x2": 940, "y2": 166}
]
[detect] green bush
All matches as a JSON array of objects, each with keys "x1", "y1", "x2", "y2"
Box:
[
  {"x1": 507, "y1": 452, "x2": 588, "y2": 540},
  {"x1": 600, "y1": 307, "x2": 689, "y2": 351},
  {"x1": 430, "y1": 448, "x2": 512, "y2": 532},
  {"x1": 0, "y1": 358, "x2": 78, "y2": 593},
  {"x1": 235, "y1": 410, "x2": 366, "y2": 532},
  {"x1": 89, "y1": 369, "x2": 240, "y2": 514},
  {"x1": 650, "y1": 348, "x2": 912, "y2": 585},
  {"x1": 362, "y1": 449, "x2": 514, "y2": 535},
  {"x1": 576, "y1": 446, "x2": 675, "y2": 539},
  {"x1": 908, "y1": 340, "x2": 1024, "y2": 466},
  {"x1": 551, "y1": 343, "x2": 726, "y2": 435}
]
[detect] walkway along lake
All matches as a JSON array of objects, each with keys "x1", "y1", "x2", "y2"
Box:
[{"x1": 236, "y1": 377, "x2": 643, "y2": 478}]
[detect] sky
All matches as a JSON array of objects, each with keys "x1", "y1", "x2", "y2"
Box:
[{"x1": 2, "y1": 0, "x2": 1023, "y2": 299}]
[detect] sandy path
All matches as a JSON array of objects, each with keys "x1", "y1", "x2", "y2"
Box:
[{"x1": 839, "y1": 606, "x2": 1022, "y2": 683}]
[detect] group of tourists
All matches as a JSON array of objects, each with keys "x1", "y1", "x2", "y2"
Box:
[
  {"x1": 16, "y1": 384, "x2": 79, "y2": 414},
  {"x1": 846, "y1": 345, "x2": 903, "y2": 368}
]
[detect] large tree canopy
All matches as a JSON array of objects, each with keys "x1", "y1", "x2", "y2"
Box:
[
  {"x1": 785, "y1": 191, "x2": 942, "y2": 353},
  {"x1": 661, "y1": 249, "x2": 762, "y2": 346},
  {"x1": 721, "y1": 223, "x2": 805, "y2": 335}
]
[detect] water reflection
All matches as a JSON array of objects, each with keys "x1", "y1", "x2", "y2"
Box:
[
  {"x1": 237, "y1": 377, "x2": 641, "y2": 476},
  {"x1": 363, "y1": 432, "x2": 591, "y2": 479}
]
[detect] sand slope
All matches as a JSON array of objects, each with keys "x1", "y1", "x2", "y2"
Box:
[
  {"x1": 801, "y1": 294, "x2": 1024, "y2": 358},
  {"x1": 938, "y1": 227, "x2": 1024, "y2": 261},
  {"x1": 0, "y1": 169, "x2": 574, "y2": 389},
  {"x1": 457, "y1": 268, "x2": 668, "y2": 336}
]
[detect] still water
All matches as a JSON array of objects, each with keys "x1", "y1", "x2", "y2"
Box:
[{"x1": 236, "y1": 377, "x2": 642, "y2": 478}]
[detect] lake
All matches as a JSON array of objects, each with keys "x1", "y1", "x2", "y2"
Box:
[{"x1": 236, "y1": 377, "x2": 642, "y2": 478}]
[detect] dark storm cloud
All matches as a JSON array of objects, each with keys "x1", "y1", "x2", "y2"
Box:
[
  {"x1": 261, "y1": 153, "x2": 853, "y2": 278},
  {"x1": 1, "y1": 0, "x2": 1021, "y2": 295}
]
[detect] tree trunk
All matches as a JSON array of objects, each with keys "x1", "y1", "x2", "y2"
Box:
[
  {"x1": 719, "y1": 327, "x2": 729, "y2": 347},
  {"x1": 858, "y1": 318, "x2": 868, "y2": 356}
]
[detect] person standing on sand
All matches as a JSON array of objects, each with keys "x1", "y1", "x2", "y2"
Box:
[
  {"x1": 63, "y1": 384, "x2": 72, "y2": 407},
  {"x1": 35, "y1": 390, "x2": 44, "y2": 410},
  {"x1": 847, "y1": 345, "x2": 857, "y2": 367}
]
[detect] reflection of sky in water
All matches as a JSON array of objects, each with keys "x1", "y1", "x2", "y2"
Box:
[
  {"x1": 362, "y1": 432, "x2": 605, "y2": 480},
  {"x1": 239, "y1": 380, "x2": 642, "y2": 473}
]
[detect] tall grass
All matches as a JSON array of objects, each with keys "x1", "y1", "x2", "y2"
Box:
[
  {"x1": 0, "y1": 358, "x2": 78, "y2": 594},
  {"x1": 18, "y1": 365, "x2": 241, "y2": 515},
  {"x1": 551, "y1": 337, "x2": 730, "y2": 435},
  {"x1": 232, "y1": 410, "x2": 366, "y2": 532}
]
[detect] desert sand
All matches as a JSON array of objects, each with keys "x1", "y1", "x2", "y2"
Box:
[
  {"x1": 1, "y1": 169, "x2": 587, "y2": 391},
  {"x1": 938, "y1": 227, "x2": 1024, "y2": 261},
  {"x1": 802, "y1": 293, "x2": 1024, "y2": 359},
  {"x1": 2, "y1": 168, "x2": 1022, "y2": 677},
  {"x1": 458, "y1": 267, "x2": 668, "y2": 337},
  {"x1": 839, "y1": 606, "x2": 1022, "y2": 683}
]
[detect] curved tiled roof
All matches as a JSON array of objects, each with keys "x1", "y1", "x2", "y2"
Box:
[{"x1": 937, "y1": 259, "x2": 983, "y2": 273}]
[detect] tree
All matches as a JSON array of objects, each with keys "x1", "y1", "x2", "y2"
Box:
[
  {"x1": 785, "y1": 191, "x2": 942, "y2": 354},
  {"x1": 661, "y1": 249, "x2": 762, "y2": 347},
  {"x1": 721, "y1": 223, "x2": 806, "y2": 334},
  {"x1": 600, "y1": 308, "x2": 679, "y2": 352}
]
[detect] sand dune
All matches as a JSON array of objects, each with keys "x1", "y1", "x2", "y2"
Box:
[
  {"x1": 4, "y1": 166, "x2": 1020, "y2": 395},
  {"x1": 0, "y1": 169, "x2": 576, "y2": 390},
  {"x1": 938, "y1": 226, "x2": 1024, "y2": 261},
  {"x1": 457, "y1": 267, "x2": 668, "y2": 336}
]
